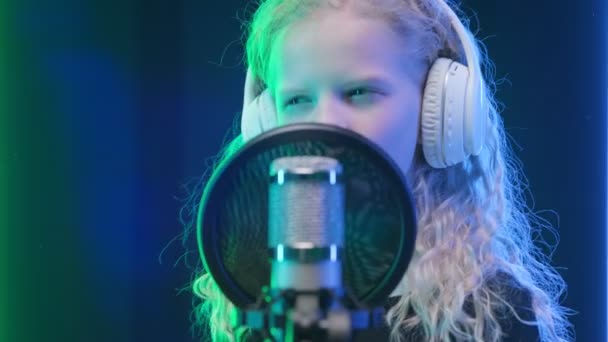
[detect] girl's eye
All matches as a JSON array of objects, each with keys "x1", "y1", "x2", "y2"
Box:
[
  {"x1": 284, "y1": 96, "x2": 311, "y2": 108},
  {"x1": 345, "y1": 88, "x2": 380, "y2": 105},
  {"x1": 347, "y1": 88, "x2": 369, "y2": 97}
]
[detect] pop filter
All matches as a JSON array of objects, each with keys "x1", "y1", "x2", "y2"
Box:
[{"x1": 197, "y1": 123, "x2": 417, "y2": 309}]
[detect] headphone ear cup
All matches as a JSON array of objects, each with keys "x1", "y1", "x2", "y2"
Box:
[
  {"x1": 463, "y1": 64, "x2": 487, "y2": 158},
  {"x1": 421, "y1": 58, "x2": 451, "y2": 168},
  {"x1": 241, "y1": 89, "x2": 278, "y2": 142},
  {"x1": 241, "y1": 69, "x2": 278, "y2": 142},
  {"x1": 421, "y1": 58, "x2": 470, "y2": 168}
]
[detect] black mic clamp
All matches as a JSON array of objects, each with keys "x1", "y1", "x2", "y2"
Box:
[{"x1": 233, "y1": 286, "x2": 386, "y2": 342}]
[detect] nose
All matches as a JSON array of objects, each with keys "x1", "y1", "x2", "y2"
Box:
[{"x1": 311, "y1": 94, "x2": 350, "y2": 129}]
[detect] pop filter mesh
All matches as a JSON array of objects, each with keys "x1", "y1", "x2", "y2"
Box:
[{"x1": 200, "y1": 125, "x2": 416, "y2": 308}]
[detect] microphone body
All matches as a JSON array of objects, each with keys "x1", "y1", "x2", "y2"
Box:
[
  {"x1": 268, "y1": 156, "x2": 348, "y2": 341},
  {"x1": 269, "y1": 156, "x2": 344, "y2": 290}
]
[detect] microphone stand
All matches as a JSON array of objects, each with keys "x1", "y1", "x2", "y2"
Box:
[{"x1": 233, "y1": 285, "x2": 386, "y2": 341}]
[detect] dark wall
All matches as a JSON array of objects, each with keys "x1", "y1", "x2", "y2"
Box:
[
  {"x1": 465, "y1": 1, "x2": 607, "y2": 340},
  {"x1": 1, "y1": 0, "x2": 605, "y2": 341}
]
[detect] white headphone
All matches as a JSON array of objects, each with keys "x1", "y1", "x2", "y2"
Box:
[
  {"x1": 240, "y1": 1, "x2": 487, "y2": 169},
  {"x1": 241, "y1": 68, "x2": 278, "y2": 142}
]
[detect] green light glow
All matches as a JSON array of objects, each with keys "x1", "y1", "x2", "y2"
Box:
[{"x1": 0, "y1": 0, "x2": 10, "y2": 338}]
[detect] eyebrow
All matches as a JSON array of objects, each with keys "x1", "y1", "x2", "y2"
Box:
[
  {"x1": 342, "y1": 76, "x2": 395, "y2": 92},
  {"x1": 276, "y1": 87, "x2": 309, "y2": 97},
  {"x1": 277, "y1": 76, "x2": 395, "y2": 96},
  {"x1": 341, "y1": 76, "x2": 394, "y2": 89}
]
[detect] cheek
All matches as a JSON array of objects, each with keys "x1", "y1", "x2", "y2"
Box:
[{"x1": 355, "y1": 101, "x2": 420, "y2": 175}]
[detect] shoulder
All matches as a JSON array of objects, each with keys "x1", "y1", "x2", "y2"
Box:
[
  {"x1": 484, "y1": 272, "x2": 536, "y2": 320},
  {"x1": 381, "y1": 272, "x2": 541, "y2": 341},
  {"x1": 482, "y1": 271, "x2": 541, "y2": 341}
]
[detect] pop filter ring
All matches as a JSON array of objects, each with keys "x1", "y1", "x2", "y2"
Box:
[{"x1": 197, "y1": 123, "x2": 417, "y2": 309}]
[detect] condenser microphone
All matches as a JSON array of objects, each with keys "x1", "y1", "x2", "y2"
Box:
[
  {"x1": 267, "y1": 156, "x2": 349, "y2": 340},
  {"x1": 268, "y1": 156, "x2": 344, "y2": 292}
]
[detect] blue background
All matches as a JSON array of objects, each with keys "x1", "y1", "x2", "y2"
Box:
[{"x1": 1, "y1": 0, "x2": 606, "y2": 340}]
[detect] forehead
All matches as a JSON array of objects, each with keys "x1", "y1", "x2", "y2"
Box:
[{"x1": 268, "y1": 9, "x2": 424, "y2": 89}]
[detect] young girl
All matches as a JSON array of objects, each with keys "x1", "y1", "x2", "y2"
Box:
[{"x1": 186, "y1": 0, "x2": 573, "y2": 341}]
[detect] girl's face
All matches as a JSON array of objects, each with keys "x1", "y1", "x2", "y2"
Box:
[{"x1": 267, "y1": 9, "x2": 428, "y2": 177}]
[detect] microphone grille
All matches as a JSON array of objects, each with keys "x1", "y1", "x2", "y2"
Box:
[{"x1": 268, "y1": 156, "x2": 344, "y2": 247}]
